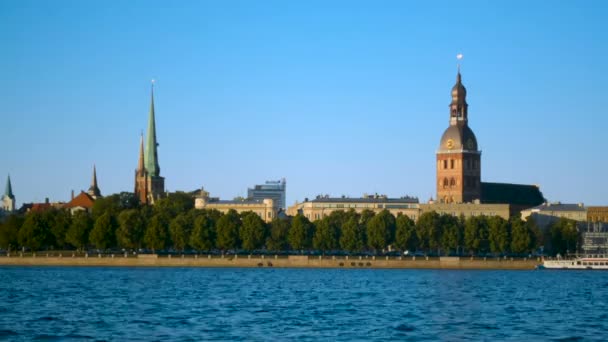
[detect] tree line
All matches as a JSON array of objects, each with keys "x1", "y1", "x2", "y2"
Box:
[{"x1": 0, "y1": 192, "x2": 580, "y2": 256}]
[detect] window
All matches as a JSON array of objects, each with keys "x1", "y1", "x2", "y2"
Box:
[
  {"x1": 450, "y1": 159, "x2": 455, "y2": 169},
  {"x1": 443, "y1": 178, "x2": 449, "y2": 188},
  {"x1": 450, "y1": 178, "x2": 456, "y2": 187},
  {"x1": 443, "y1": 160, "x2": 448, "y2": 169}
]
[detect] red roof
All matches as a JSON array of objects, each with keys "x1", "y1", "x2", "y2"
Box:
[{"x1": 64, "y1": 192, "x2": 96, "y2": 209}]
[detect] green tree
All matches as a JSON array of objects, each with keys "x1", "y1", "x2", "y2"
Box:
[
  {"x1": 240, "y1": 212, "x2": 267, "y2": 251},
  {"x1": 216, "y1": 210, "x2": 241, "y2": 251},
  {"x1": 366, "y1": 210, "x2": 396, "y2": 251},
  {"x1": 18, "y1": 212, "x2": 52, "y2": 251},
  {"x1": 288, "y1": 214, "x2": 314, "y2": 251},
  {"x1": 312, "y1": 217, "x2": 339, "y2": 252},
  {"x1": 92, "y1": 194, "x2": 122, "y2": 219},
  {"x1": 340, "y1": 217, "x2": 365, "y2": 252},
  {"x1": 118, "y1": 192, "x2": 140, "y2": 210},
  {"x1": 116, "y1": 209, "x2": 145, "y2": 249},
  {"x1": 510, "y1": 217, "x2": 533, "y2": 254},
  {"x1": 488, "y1": 216, "x2": 510, "y2": 254},
  {"x1": 395, "y1": 214, "x2": 418, "y2": 252},
  {"x1": 90, "y1": 212, "x2": 117, "y2": 250},
  {"x1": 416, "y1": 211, "x2": 441, "y2": 252},
  {"x1": 359, "y1": 209, "x2": 376, "y2": 227},
  {"x1": 549, "y1": 218, "x2": 579, "y2": 256},
  {"x1": 0, "y1": 215, "x2": 24, "y2": 251},
  {"x1": 144, "y1": 215, "x2": 170, "y2": 252},
  {"x1": 169, "y1": 213, "x2": 193, "y2": 251},
  {"x1": 66, "y1": 211, "x2": 92, "y2": 251},
  {"x1": 190, "y1": 211, "x2": 216, "y2": 251},
  {"x1": 154, "y1": 192, "x2": 194, "y2": 218},
  {"x1": 464, "y1": 216, "x2": 489, "y2": 254},
  {"x1": 440, "y1": 214, "x2": 461, "y2": 255},
  {"x1": 51, "y1": 210, "x2": 72, "y2": 249},
  {"x1": 266, "y1": 217, "x2": 291, "y2": 251}
]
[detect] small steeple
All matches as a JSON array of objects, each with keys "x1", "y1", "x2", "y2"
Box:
[
  {"x1": 449, "y1": 57, "x2": 468, "y2": 125},
  {"x1": 145, "y1": 81, "x2": 160, "y2": 177},
  {"x1": 4, "y1": 174, "x2": 14, "y2": 199},
  {"x1": 87, "y1": 165, "x2": 101, "y2": 199}
]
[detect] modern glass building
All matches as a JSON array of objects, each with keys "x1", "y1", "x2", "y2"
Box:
[{"x1": 247, "y1": 179, "x2": 286, "y2": 210}]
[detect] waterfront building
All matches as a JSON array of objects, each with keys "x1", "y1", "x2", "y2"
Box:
[
  {"x1": 247, "y1": 179, "x2": 286, "y2": 210},
  {"x1": 436, "y1": 68, "x2": 544, "y2": 211},
  {"x1": 580, "y1": 223, "x2": 608, "y2": 256},
  {"x1": 1, "y1": 175, "x2": 15, "y2": 213},
  {"x1": 134, "y1": 85, "x2": 165, "y2": 204},
  {"x1": 521, "y1": 202, "x2": 587, "y2": 229},
  {"x1": 287, "y1": 194, "x2": 420, "y2": 221},
  {"x1": 587, "y1": 206, "x2": 608, "y2": 223},
  {"x1": 195, "y1": 188, "x2": 278, "y2": 222},
  {"x1": 421, "y1": 202, "x2": 511, "y2": 220}
]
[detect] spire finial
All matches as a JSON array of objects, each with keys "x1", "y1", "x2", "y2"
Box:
[{"x1": 456, "y1": 53, "x2": 463, "y2": 76}]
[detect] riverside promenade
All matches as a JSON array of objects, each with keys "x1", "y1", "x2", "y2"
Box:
[{"x1": 0, "y1": 253, "x2": 540, "y2": 270}]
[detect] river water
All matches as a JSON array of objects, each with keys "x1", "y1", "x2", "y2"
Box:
[{"x1": 1, "y1": 267, "x2": 607, "y2": 341}]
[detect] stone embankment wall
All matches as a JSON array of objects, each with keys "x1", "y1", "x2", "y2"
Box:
[{"x1": 0, "y1": 254, "x2": 540, "y2": 270}]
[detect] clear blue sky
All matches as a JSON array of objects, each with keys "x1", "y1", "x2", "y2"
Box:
[{"x1": 1, "y1": 0, "x2": 607, "y2": 207}]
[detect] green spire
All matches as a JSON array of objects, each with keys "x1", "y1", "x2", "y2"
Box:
[
  {"x1": 145, "y1": 83, "x2": 160, "y2": 177},
  {"x1": 5, "y1": 174, "x2": 14, "y2": 199}
]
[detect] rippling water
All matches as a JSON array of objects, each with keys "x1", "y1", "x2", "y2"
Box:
[{"x1": 1, "y1": 267, "x2": 607, "y2": 341}]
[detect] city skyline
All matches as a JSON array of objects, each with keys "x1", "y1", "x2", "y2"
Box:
[{"x1": 2, "y1": 1, "x2": 607, "y2": 206}]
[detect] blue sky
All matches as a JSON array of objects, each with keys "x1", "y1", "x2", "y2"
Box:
[{"x1": 1, "y1": 0, "x2": 607, "y2": 207}]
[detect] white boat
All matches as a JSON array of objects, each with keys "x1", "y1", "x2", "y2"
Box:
[{"x1": 540, "y1": 256, "x2": 608, "y2": 270}]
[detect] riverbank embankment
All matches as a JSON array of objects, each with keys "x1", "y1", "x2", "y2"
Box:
[{"x1": 0, "y1": 254, "x2": 540, "y2": 269}]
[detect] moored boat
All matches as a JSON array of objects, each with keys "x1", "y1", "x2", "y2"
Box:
[{"x1": 539, "y1": 256, "x2": 608, "y2": 270}]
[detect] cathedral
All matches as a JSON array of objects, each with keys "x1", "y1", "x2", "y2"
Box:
[
  {"x1": 135, "y1": 84, "x2": 165, "y2": 204},
  {"x1": 437, "y1": 69, "x2": 481, "y2": 203},
  {"x1": 435, "y1": 68, "x2": 544, "y2": 213}
]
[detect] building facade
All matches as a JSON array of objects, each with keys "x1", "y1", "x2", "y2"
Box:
[
  {"x1": 287, "y1": 194, "x2": 421, "y2": 221},
  {"x1": 135, "y1": 85, "x2": 165, "y2": 204},
  {"x1": 421, "y1": 202, "x2": 511, "y2": 220},
  {"x1": 587, "y1": 207, "x2": 608, "y2": 223},
  {"x1": 521, "y1": 202, "x2": 587, "y2": 229},
  {"x1": 437, "y1": 70, "x2": 481, "y2": 204},
  {"x1": 247, "y1": 179, "x2": 286, "y2": 210},
  {"x1": 195, "y1": 188, "x2": 278, "y2": 223}
]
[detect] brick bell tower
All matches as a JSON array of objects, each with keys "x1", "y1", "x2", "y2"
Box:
[{"x1": 436, "y1": 67, "x2": 481, "y2": 203}]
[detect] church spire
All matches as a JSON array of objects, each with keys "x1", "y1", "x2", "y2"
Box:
[
  {"x1": 449, "y1": 67, "x2": 468, "y2": 125},
  {"x1": 137, "y1": 132, "x2": 145, "y2": 173},
  {"x1": 145, "y1": 81, "x2": 160, "y2": 177},
  {"x1": 88, "y1": 165, "x2": 101, "y2": 198},
  {"x1": 4, "y1": 174, "x2": 14, "y2": 199}
]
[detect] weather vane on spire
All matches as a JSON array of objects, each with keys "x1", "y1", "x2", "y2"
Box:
[{"x1": 456, "y1": 53, "x2": 463, "y2": 73}]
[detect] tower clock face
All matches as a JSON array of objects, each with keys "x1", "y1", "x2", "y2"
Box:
[
  {"x1": 466, "y1": 138, "x2": 475, "y2": 150},
  {"x1": 446, "y1": 139, "x2": 454, "y2": 149}
]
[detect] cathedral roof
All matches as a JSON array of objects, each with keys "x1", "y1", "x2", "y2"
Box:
[
  {"x1": 439, "y1": 124, "x2": 478, "y2": 152},
  {"x1": 481, "y1": 182, "x2": 545, "y2": 208}
]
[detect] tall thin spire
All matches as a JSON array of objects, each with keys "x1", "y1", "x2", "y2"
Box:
[
  {"x1": 4, "y1": 174, "x2": 14, "y2": 199},
  {"x1": 145, "y1": 81, "x2": 160, "y2": 177},
  {"x1": 137, "y1": 132, "x2": 145, "y2": 173},
  {"x1": 88, "y1": 165, "x2": 101, "y2": 198}
]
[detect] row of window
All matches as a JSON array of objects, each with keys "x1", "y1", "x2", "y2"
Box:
[{"x1": 439, "y1": 159, "x2": 479, "y2": 170}]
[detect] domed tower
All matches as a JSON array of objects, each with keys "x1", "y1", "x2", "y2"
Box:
[{"x1": 436, "y1": 70, "x2": 481, "y2": 203}]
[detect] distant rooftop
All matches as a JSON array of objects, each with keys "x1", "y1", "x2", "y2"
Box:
[
  {"x1": 529, "y1": 202, "x2": 586, "y2": 212},
  {"x1": 307, "y1": 194, "x2": 419, "y2": 204}
]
